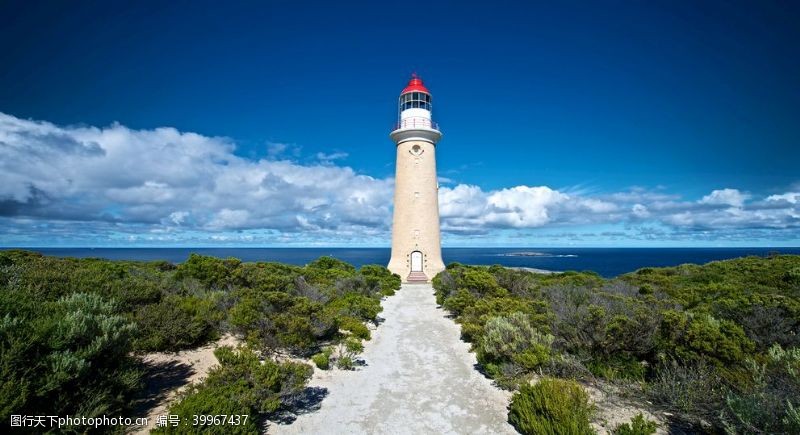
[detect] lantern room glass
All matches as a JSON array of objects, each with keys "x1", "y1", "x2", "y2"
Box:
[{"x1": 400, "y1": 92, "x2": 432, "y2": 111}]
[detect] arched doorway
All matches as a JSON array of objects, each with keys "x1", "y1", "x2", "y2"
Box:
[{"x1": 410, "y1": 251, "x2": 423, "y2": 272}]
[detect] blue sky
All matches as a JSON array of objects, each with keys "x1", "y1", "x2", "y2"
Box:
[{"x1": 0, "y1": 1, "x2": 798, "y2": 247}]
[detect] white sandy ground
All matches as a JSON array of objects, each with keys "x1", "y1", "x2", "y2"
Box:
[
  {"x1": 269, "y1": 283, "x2": 517, "y2": 435},
  {"x1": 129, "y1": 334, "x2": 241, "y2": 434},
  {"x1": 587, "y1": 384, "x2": 668, "y2": 435}
]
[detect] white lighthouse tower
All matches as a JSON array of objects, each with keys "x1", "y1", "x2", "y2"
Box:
[{"x1": 387, "y1": 75, "x2": 445, "y2": 283}]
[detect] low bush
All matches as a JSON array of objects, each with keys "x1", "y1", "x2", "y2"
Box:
[
  {"x1": 339, "y1": 316, "x2": 371, "y2": 340},
  {"x1": 360, "y1": 264, "x2": 402, "y2": 296},
  {"x1": 441, "y1": 288, "x2": 477, "y2": 317},
  {"x1": 613, "y1": 413, "x2": 658, "y2": 435},
  {"x1": 312, "y1": 348, "x2": 332, "y2": 370},
  {"x1": 336, "y1": 338, "x2": 364, "y2": 370},
  {"x1": 647, "y1": 358, "x2": 726, "y2": 425},
  {"x1": 478, "y1": 312, "x2": 553, "y2": 377},
  {"x1": 176, "y1": 254, "x2": 240, "y2": 289},
  {"x1": 541, "y1": 354, "x2": 594, "y2": 381},
  {"x1": 721, "y1": 344, "x2": 800, "y2": 434},
  {"x1": 0, "y1": 292, "x2": 141, "y2": 426},
  {"x1": 459, "y1": 296, "x2": 549, "y2": 343},
  {"x1": 154, "y1": 346, "x2": 311, "y2": 434},
  {"x1": 324, "y1": 293, "x2": 382, "y2": 322},
  {"x1": 585, "y1": 355, "x2": 645, "y2": 382},
  {"x1": 659, "y1": 311, "x2": 754, "y2": 365},
  {"x1": 133, "y1": 294, "x2": 223, "y2": 352},
  {"x1": 508, "y1": 378, "x2": 595, "y2": 435}
]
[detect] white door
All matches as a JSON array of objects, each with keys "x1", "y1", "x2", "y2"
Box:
[{"x1": 411, "y1": 251, "x2": 423, "y2": 272}]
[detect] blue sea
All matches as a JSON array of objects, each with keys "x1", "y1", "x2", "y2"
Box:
[{"x1": 6, "y1": 247, "x2": 800, "y2": 278}]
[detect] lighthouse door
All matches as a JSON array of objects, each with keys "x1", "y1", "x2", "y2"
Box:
[{"x1": 410, "y1": 251, "x2": 423, "y2": 272}]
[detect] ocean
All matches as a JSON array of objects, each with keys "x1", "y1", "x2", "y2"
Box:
[{"x1": 5, "y1": 247, "x2": 800, "y2": 278}]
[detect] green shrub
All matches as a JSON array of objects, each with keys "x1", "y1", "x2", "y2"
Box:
[
  {"x1": 459, "y1": 296, "x2": 549, "y2": 342},
  {"x1": 229, "y1": 290, "x2": 336, "y2": 356},
  {"x1": 336, "y1": 338, "x2": 364, "y2": 370},
  {"x1": 460, "y1": 268, "x2": 507, "y2": 297},
  {"x1": 304, "y1": 256, "x2": 357, "y2": 288},
  {"x1": 312, "y1": 348, "x2": 332, "y2": 370},
  {"x1": 442, "y1": 288, "x2": 477, "y2": 316},
  {"x1": 307, "y1": 256, "x2": 355, "y2": 273},
  {"x1": 0, "y1": 292, "x2": 141, "y2": 425},
  {"x1": 233, "y1": 262, "x2": 300, "y2": 293},
  {"x1": 585, "y1": 355, "x2": 645, "y2": 382},
  {"x1": 336, "y1": 355, "x2": 354, "y2": 370},
  {"x1": 360, "y1": 264, "x2": 401, "y2": 296},
  {"x1": 541, "y1": 354, "x2": 594, "y2": 381},
  {"x1": 712, "y1": 295, "x2": 800, "y2": 350},
  {"x1": 133, "y1": 294, "x2": 222, "y2": 352},
  {"x1": 647, "y1": 358, "x2": 726, "y2": 424},
  {"x1": 659, "y1": 311, "x2": 754, "y2": 365},
  {"x1": 432, "y1": 270, "x2": 457, "y2": 305},
  {"x1": 721, "y1": 345, "x2": 800, "y2": 434},
  {"x1": 542, "y1": 283, "x2": 661, "y2": 363},
  {"x1": 339, "y1": 316, "x2": 371, "y2": 340},
  {"x1": 176, "y1": 254, "x2": 240, "y2": 289},
  {"x1": 784, "y1": 267, "x2": 800, "y2": 284},
  {"x1": 155, "y1": 346, "x2": 311, "y2": 434},
  {"x1": 325, "y1": 293, "x2": 382, "y2": 322},
  {"x1": 613, "y1": 413, "x2": 657, "y2": 435},
  {"x1": 479, "y1": 312, "x2": 553, "y2": 374},
  {"x1": 508, "y1": 378, "x2": 595, "y2": 435}
]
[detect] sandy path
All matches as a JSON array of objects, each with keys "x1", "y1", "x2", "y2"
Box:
[
  {"x1": 271, "y1": 283, "x2": 516, "y2": 435},
  {"x1": 129, "y1": 334, "x2": 240, "y2": 434}
]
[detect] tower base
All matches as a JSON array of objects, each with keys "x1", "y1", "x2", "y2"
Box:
[{"x1": 387, "y1": 255, "x2": 445, "y2": 284}]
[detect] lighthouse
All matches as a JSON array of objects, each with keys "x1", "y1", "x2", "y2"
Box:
[{"x1": 387, "y1": 75, "x2": 445, "y2": 283}]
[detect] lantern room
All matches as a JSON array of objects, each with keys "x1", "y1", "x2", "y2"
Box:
[
  {"x1": 400, "y1": 91, "x2": 431, "y2": 112},
  {"x1": 396, "y1": 74, "x2": 437, "y2": 131}
]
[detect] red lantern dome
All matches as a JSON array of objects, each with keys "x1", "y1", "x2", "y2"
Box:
[{"x1": 401, "y1": 74, "x2": 430, "y2": 94}]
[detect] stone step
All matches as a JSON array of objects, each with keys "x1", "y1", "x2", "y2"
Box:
[{"x1": 406, "y1": 271, "x2": 428, "y2": 283}]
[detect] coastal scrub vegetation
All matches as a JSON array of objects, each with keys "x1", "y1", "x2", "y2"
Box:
[
  {"x1": 508, "y1": 377, "x2": 595, "y2": 435},
  {"x1": 0, "y1": 250, "x2": 400, "y2": 432},
  {"x1": 433, "y1": 255, "x2": 800, "y2": 434}
]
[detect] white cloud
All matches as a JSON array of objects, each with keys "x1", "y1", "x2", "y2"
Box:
[
  {"x1": 438, "y1": 185, "x2": 620, "y2": 231},
  {"x1": 699, "y1": 188, "x2": 750, "y2": 207},
  {"x1": 1, "y1": 111, "x2": 798, "y2": 245},
  {"x1": 437, "y1": 184, "x2": 800, "y2": 236},
  {"x1": 485, "y1": 186, "x2": 567, "y2": 227},
  {"x1": 168, "y1": 211, "x2": 189, "y2": 225},
  {"x1": 316, "y1": 151, "x2": 348, "y2": 162},
  {"x1": 631, "y1": 204, "x2": 649, "y2": 218},
  {"x1": 0, "y1": 112, "x2": 392, "y2": 243},
  {"x1": 767, "y1": 192, "x2": 800, "y2": 204}
]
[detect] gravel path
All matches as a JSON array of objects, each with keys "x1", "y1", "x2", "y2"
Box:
[{"x1": 271, "y1": 283, "x2": 516, "y2": 435}]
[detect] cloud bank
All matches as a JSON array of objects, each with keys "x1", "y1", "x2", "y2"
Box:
[{"x1": 1, "y1": 112, "x2": 798, "y2": 245}]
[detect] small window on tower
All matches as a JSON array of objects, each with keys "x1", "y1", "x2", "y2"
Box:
[{"x1": 414, "y1": 191, "x2": 420, "y2": 199}]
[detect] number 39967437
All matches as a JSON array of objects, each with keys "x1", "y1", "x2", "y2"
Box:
[{"x1": 191, "y1": 414, "x2": 249, "y2": 426}]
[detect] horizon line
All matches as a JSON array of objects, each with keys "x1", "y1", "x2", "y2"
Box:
[{"x1": 3, "y1": 246, "x2": 800, "y2": 250}]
